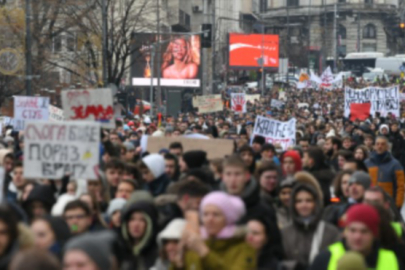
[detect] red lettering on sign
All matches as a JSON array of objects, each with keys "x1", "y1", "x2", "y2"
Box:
[
  {"x1": 71, "y1": 105, "x2": 113, "y2": 121},
  {"x1": 17, "y1": 98, "x2": 38, "y2": 108}
]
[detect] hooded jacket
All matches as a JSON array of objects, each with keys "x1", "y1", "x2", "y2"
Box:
[
  {"x1": 120, "y1": 200, "x2": 159, "y2": 270},
  {"x1": 304, "y1": 160, "x2": 334, "y2": 207},
  {"x1": 365, "y1": 151, "x2": 405, "y2": 208},
  {"x1": 143, "y1": 154, "x2": 171, "y2": 197},
  {"x1": 220, "y1": 178, "x2": 284, "y2": 260},
  {"x1": 23, "y1": 185, "x2": 56, "y2": 220},
  {"x1": 281, "y1": 173, "x2": 341, "y2": 270}
]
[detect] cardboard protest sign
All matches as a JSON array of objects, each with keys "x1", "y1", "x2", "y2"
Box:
[
  {"x1": 344, "y1": 86, "x2": 400, "y2": 117},
  {"x1": 23, "y1": 121, "x2": 100, "y2": 180},
  {"x1": 231, "y1": 93, "x2": 246, "y2": 113},
  {"x1": 252, "y1": 116, "x2": 296, "y2": 150},
  {"x1": 145, "y1": 136, "x2": 234, "y2": 160},
  {"x1": 61, "y1": 88, "x2": 115, "y2": 128},
  {"x1": 192, "y1": 95, "x2": 223, "y2": 113},
  {"x1": 49, "y1": 105, "x2": 64, "y2": 121},
  {"x1": 13, "y1": 96, "x2": 50, "y2": 131},
  {"x1": 271, "y1": 99, "x2": 284, "y2": 109},
  {"x1": 350, "y1": 103, "x2": 371, "y2": 121},
  {"x1": 245, "y1": 94, "x2": 260, "y2": 104}
]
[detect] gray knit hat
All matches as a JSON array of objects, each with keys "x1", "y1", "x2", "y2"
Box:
[
  {"x1": 64, "y1": 232, "x2": 114, "y2": 270},
  {"x1": 349, "y1": 171, "x2": 371, "y2": 190}
]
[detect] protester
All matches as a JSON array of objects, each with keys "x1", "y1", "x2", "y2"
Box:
[
  {"x1": 139, "y1": 154, "x2": 170, "y2": 197},
  {"x1": 63, "y1": 200, "x2": 93, "y2": 235},
  {"x1": 281, "y1": 172, "x2": 340, "y2": 270},
  {"x1": 282, "y1": 150, "x2": 303, "y2": 177},
  {"x1": 303, "y1": 147, "x2": 334, "y2": 206},
  {"x1": 365, "y1": 136, "x2": 405, "y2": 209},
  {"x1": 310, "y1": 204, "x2": 402, "y2": 270},
  {"x1": 174, "y1": 191, "x2": 257, "y2": 269},
  {"x1": 31, "y1": 216, "x2": 71, "y2": 259}
]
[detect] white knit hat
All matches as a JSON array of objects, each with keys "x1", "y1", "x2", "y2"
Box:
[
  {"x1": 142, "y1": 154, "x2": 165, "y2": 178},
  {"x1": 157, "y1": 219, "x2": 186, "y2": 247}
]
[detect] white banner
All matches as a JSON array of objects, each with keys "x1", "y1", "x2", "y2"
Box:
[
  {"x1": 23, "y1": 121, "x2": 100, "y2": 180},
  {"x1": 252, "y1": 116, "x2": 296, "y2": 150},
  {"x1": 61, "y1": 88, "x2": 115, "y2": 128},
  {"x1": 192, "y1": 95, "x2": 223, "y2": 113},
  {"x1": 231, "y1": 93, "x2": 247, "y2": 113},
  {"x1": 13, "y1": 96, "x2": 50, "y2": 131},
  {"x1": 49, "y1": 105, "x2": 64, "y2": 121},
  {"x1": 344, "y1": 86, "x2": 400, "y2": 117}
]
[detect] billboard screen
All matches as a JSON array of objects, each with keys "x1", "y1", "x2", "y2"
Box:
[
  {"x1": 131, "y1": 33, "x2": 201, "y2": 88},
  {"x1": 229, "y1": 34, "x2": 279, "y2": 69}
]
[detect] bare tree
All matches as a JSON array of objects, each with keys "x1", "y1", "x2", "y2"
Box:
[{"x1": 47, "y1": 0, "x2": 164, "y2": 87}]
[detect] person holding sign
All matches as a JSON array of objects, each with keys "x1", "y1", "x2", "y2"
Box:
[{"x1": 173, "y1": 191, "x2": 256, "y2": 270}]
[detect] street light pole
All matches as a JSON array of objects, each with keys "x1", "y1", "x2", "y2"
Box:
[
  {"x1": 102, "y1": 0, "x2": 108, "y2": 86},
  {"x1": 25, "y1": 0, "x2": 32, "y2": 96}
]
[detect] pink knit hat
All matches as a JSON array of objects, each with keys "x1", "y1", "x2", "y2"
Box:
[{"x1": 200, "y1": 191, "x2": 246, "y2": 225}]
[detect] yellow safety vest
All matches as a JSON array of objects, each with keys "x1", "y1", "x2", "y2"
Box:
[
  {"x1": 327, "y1": 242, "x2": 398, "y2": 270},
  {"x1": 391, "y1": 222, "x2": 403, "y2": 237}
]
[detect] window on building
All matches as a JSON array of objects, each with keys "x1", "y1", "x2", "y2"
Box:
[
  {"x1": 339, "y1": 45, "x2": 347, "y2": 57},
  {"x1": 53, "y1": 34, "x2": 62, "y2": 53},
  {"x1": 363, "y1": 43, "x2": 376, "y2": 52},
  {"x1": 363, "y1": 24, "x2": 376, "y2": 39},
  {"x1": 287, "y1": 0, "x2": 299, "y2": 7},
  {"x1": 365, "y1": 0, "x2": 373, "y2": 4},
  {"x1": 338, "y1": 0, "x2": 346, "y2": 2},
  {"x1": 259, "y1": 0, "x2": 267, "y2": 13},
  {"x1": 339, "y1": 25, "x2": 346, "y2": 39},
  {"x1": 66, "y1": 32, "x2": 76, "y2": 52}
]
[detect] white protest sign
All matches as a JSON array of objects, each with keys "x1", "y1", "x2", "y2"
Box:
[
  {"x1": 344, "y1": 86, "x2": 400, "y2": 117},
  {"x1": 24, "y1": 121, "x2": 100, "y2": 180},
  {"x1": 271, "y1": 99, "x2": 284, "y2": 109},
  {"x1": 245, "y1": 94, "x2": 260, "y2": 104},
  {"x1": 13, "y1": 96, "x2": 50, "y2": 131},
  {"x1": 61, "y1": 88, "x2": 115, "y2": 128},
  {"x1": 49, "y1": 105, "x2": 64, "y2": 121},
  {"x1": 252, "y1": 116, "x2": 296, "y2": 150},
  {"x1": 231, "y1": 93, "x2": 247, "y2": 113},
  {"x1": 192, "y1": 95, "x2": 223, "y2": 113}
]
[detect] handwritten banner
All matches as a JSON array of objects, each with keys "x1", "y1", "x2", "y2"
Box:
[
  {"x1": 61, "y1": 88, "x2": 115, "y2": 128},
  {"x1": 344, "y1": 86, "x2": 400, "y2": 117},
  {"x1": 192, "y1": 95, "x2": 223, "y2": 113},
  {"x1": 231, "y1": 93, "x2": 246, "y2": 113},
  {"x1": 13, "y1": 96, "x2": 50, "y2": 131},
  {"x1": 23, "y1": 121, "x2": 100, "y2": 180},
  {"x1": 49, "y1": 105, "x2": 64, "y2": 121},
  {"x1": 252, "y1": 116, "x2": 296, "y2": 150}
]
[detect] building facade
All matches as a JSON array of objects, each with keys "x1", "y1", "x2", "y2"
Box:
[{"x1": 260, "y1": 0, "x2": 399, "y2": 69}]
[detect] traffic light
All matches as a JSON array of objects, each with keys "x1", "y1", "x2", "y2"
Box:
[{"x1": 400, "y1": 23, "x2": 405, "y2": 37}]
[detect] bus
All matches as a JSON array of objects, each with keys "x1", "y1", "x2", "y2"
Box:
[{"x1": 342, "y1": 52, "x2": 384, "y2": 76}]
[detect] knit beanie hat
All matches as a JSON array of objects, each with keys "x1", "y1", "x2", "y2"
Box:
[
  {"x1": 65, "y1": 232, "x2": 113, "y2": 270},
  {"x1": 107, "y1": 198, "x2": 127, "y2": 218},
  {"x1": 337, "y1": 251, "x2": 367, "y2": 270},
  {"x1": 345, "y1": 204, "x2": 380, "y2": 237},
  {"x1": 200, "y1": 191, "x2": 246, "y2": 225},
  {"x1": 379, "y1": 124, "x2": 389, "y2": 133},
  {"x1": 142, "y1": 154, "x2": 165, "y2": 178},
  {"x1": 182, "y1": 150, "x2": 208, "y2": 169},
  {"x1": 157, "y1": 219, "x2": 186, "y2": 247},
  {"x1": 282, "y1": 150, "x2": 303, "y2": 172},
  {"x1": 348, "y1": 171, "x2": 371, "y2": 190}
]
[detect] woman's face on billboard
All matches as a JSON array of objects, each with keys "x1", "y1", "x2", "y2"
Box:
[{"x1": 172, "y1": 39, "x2": 187, "y2": 60}]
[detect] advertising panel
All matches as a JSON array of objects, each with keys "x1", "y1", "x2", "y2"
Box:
[
  {"x1": 131, "y1": 33, "x2": 201, "y2": 88},
  {"x1": 229, "y1": 34, "x2": 279, "y2": 69}
]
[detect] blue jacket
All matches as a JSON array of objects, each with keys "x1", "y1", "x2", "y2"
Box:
[{"x1": 365, "y1": 152, "x2": 405, "y2": 208}]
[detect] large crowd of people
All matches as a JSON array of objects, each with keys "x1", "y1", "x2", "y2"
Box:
[{"x1": 1, "y1": 76, "x2": 405, "y2": 270}]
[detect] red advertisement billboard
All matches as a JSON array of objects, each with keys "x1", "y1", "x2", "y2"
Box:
[{"x1": 229, "y1": 34, "x2": 279, "y2": 69}]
